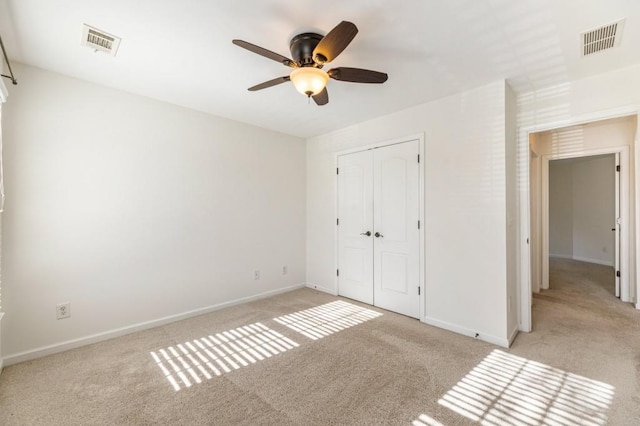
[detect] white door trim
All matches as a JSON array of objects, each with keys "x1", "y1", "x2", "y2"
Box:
[
  {"x1": 518, "y1": 105, "x2": 640, "y2": 333},
  {"x1": 334, "y1": 134, "x2": 425, "y2": 321},
  {"x1": 615, "y1": 152, "x2": 621, "y2": 297},
  {"x1": 540, "y1": 147, "x2": 630, "y2": 302}
]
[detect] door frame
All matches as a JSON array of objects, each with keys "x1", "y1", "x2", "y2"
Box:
[
  {"x1": 518, "y1": 106, "x2": 640, "y2": 332},
  {"x1": 540, "y1": 147, "x2": 629, "y2": 301},
  {"x1": 334, "y1": 133, "x2": 425, "y2": 320}
]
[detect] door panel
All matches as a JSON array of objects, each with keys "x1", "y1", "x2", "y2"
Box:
[
  {"x1": 373, "y1": 141, "x2": 420, "y2": 318},
  {"x1": 380, "y1": 253, "x2": 408, "y2": 293},
  {"x1": 379, "y1": 157, "x2": 408, "y2": 240},
  {"x1": 337, "y1": 150, "x2": 374, "y2": 304},
  {"x1": 343, "y1": 248, "x2": 366, "y2": 282}
]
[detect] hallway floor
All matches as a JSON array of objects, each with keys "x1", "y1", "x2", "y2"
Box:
[{"x1": 510, "y1": 257, "x2": 640, "y2": 425}]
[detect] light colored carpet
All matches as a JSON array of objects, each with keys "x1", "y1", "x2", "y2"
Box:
[{"x1": 1, "y1": 258, "x2": 639, "y2": 425}]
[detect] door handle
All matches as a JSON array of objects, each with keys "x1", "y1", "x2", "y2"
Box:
[
  {"x1": 360, "y1": 231, "x2": 371, "y2": 236},
  {"x1": 374, "y1": 232, "x2": 384, "y2": 238}
]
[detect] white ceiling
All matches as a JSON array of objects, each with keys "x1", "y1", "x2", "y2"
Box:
[{"x1": 1, "y1": 0, "x2": 639, "y2": 138}]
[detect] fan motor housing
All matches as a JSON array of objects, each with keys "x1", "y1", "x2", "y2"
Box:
[{"x1": 289, "y1": 32, "x2": 323, "y2": 67}]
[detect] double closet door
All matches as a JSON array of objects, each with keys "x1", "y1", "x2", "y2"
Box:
[{"x1": 337, "y1": 140, "x2": 420, "y2": 319}]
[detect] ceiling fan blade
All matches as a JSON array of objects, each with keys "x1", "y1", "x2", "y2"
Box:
[
  {"x1": 312, "y1": 88, "x2": 329, "y2": 106},
  {"x1": 313, "y1": 21, "x2": 358, "y2": 64},
  {"x1": 328, "y1": 67, "x2": 388, "y2": 84},
  {"x1": 232, "y1": 39, "x2": 296, "y2": 68},
  {"x1": 248, "y1": 76, "x2": 291, "y2": 91}
]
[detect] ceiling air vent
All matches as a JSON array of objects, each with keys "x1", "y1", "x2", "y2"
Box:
[
  {"x1": 581, "y1": 19, "x2": 624, "y2": 57},
  {"x1": 81, "y1": 24, "x2": 121, "y2": 56}
]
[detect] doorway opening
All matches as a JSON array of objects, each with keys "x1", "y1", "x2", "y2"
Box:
[
  {"x1": 527, "y1": 115, "x2": 637, "y2": 330},
  {"x1": 547, "y1": 154, "x2": 619, "y2": 300}
]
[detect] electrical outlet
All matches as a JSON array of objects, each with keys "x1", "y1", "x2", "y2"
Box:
[
  {"x1": 56, "y1": 302, "x2": 71, "y2": 320},
  {"x1": 254, "y1": 270, "x2": 260, "y2": 280},
  {"x1": 282, "y1": 265, "x2": 288, "y2": 275}
]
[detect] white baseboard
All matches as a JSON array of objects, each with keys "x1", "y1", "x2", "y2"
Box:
[
  {"x1": 550, "y1": 254, "x2": 613, "y2": 267},
  {"x1": 572, "y1": 256, "x2": 614, "y2": 267},
  {"x1": 549, "y1": 254, "x2": 572, "y2": 259},
  {"x1": 3, "y1": 284, "x2": 306, "y2": 367},
  {"x1": 423, "y1": 316, "x2": 510, "y2": 348},
  {"x1": 306, "y1": 282, "x2": 338, "y2": 296}
]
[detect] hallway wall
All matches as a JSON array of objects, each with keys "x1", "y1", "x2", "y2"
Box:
[
  {"x1": 549, "y1": 161, "x2": 574, "y2": 258},
  {"x1": 549, "y1": 155, "x2": 615, "y2": 266}
]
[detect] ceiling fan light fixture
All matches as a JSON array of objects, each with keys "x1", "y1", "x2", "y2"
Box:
[{"x1": 290, "y1": 67, "x2": 329, "y2": 97}]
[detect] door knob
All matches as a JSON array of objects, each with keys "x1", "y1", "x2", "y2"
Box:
[
  {"x1": 360, "y1": 231, "x2": 371, "y2": 236},
  {"x1": 374, "y1": 232, "x2": 384, "y2": 238}
]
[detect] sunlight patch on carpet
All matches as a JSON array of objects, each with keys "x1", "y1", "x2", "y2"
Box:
[
  {"x1": 273, "y1": 300, "x2": 382, "y2": 340},
  {"x1": 151, "y1": 322, "x2": 299, "y2": 391},
  {"x1": 438, "y1": 349, "x2": 615, "y2": 426},
  {"x1": 412, "y1": 413, "x2": 444, "y2": 426}
]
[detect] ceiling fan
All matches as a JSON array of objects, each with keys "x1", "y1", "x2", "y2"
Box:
[{"x1": 232, "y1": 21, "x2": 388, "y2": 106}]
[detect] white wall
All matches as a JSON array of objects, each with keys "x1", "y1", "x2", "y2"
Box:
[
  {"x1": 518, "y1": 64, "x2": 640, "y2": 324},
  {"x1": 0, "y1": 71, "x2": 6, "y2": 371},
  {"x1": 549, "y1": 156, "x2": 615, "y2": 265},
  {"x1": 549, "y1": 161, "x2": 574, "y2": 257},
  {"x1": 307, "y1": 80, "x2": 514, "y2": 346},
  {"x1": 1, "y1": 64, "x2": 306, "y2": 362},
  {"x1": 0, "y1": 99, "x2": 5, "y2": 373},
  {"x1": 505, "y1": 83, "x2": 518, "y2": 341},
  {"x1": 572, "y1": 156, "x2": 616, "y2": 265}
]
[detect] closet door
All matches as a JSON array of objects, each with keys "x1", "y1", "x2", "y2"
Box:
[
  {"x1": 337, "y1": 150, "x2": 374, "y2": 304},
  {"x1": 373, "y1": 141, "x2": 420, "y2": 318}
]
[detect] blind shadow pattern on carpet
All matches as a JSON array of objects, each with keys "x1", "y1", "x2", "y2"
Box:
[
  {"x1": 151, "y1": 300, "x2": 383, "y2": 391},
  {"x1": 273, "y1": 300, "x2": 382, "y2": 340},
  {"x1": 414, "y1": 349, "x2": 615, "y2": 426}
]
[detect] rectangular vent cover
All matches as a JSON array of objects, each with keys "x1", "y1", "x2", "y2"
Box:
[
  {"x1": 82, "y1": 24, "x2": 121, "y2": 56},
  {"x1": 581, "y1": 19, "x2": 624, "y2": 56}
]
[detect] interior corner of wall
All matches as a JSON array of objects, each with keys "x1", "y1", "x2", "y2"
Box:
[
  {"x1": 508, "y1": 325, "x2": 519, "y2": 347},
  {"x1": 305, "y1": 282, "x2": 337, "y2": 296}
]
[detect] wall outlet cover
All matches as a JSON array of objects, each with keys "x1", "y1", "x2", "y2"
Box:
[{"x1": 56, "y1": 303, "x2": 71, "y2": 319}]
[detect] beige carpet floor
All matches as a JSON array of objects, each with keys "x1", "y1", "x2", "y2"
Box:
[{"x1": 1, "y1": 258, "x2": 639, "y2": 425}]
